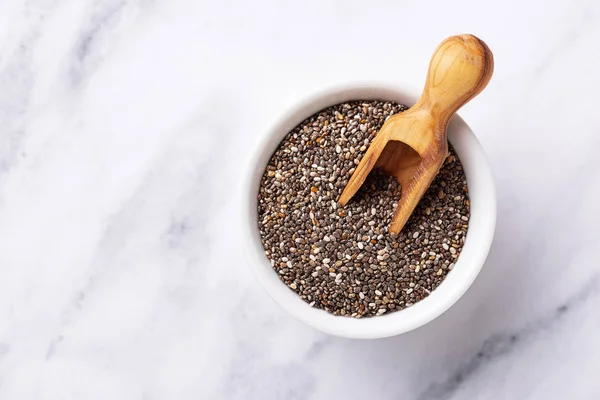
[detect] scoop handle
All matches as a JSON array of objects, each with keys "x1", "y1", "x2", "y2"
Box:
[{"x1": 416, "y1": 34, "x2": 494, "y2": 127}]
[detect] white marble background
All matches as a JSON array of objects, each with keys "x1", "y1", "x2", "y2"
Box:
[{"x1": 1, "y1": 0, "x2": 600, "y2": 398}]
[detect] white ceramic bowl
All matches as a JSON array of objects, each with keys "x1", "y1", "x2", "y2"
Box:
[{"x1": 242, "y1": 85, "x2": 496, "y2": 339}]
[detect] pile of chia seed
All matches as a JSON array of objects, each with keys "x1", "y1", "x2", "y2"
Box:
[{"x1": 257, "y1": 100, "x2": 469, "y2": 318}]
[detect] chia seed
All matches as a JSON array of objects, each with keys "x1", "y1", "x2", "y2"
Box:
[{"x1": 257, "y1": 100, "x2": 470, "y2": 318}]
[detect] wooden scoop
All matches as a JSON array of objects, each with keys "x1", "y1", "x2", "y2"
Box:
[{"x1": 338, "y1": 34, "x2": 494, "y2": 234}]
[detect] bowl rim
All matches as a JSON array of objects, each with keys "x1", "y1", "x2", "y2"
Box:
[{"x1": 242, "y1": 83, "x2": 496, "y2": 339}]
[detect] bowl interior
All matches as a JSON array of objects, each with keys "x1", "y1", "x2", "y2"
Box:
[{"x1": 244, "y1": 85, "x2": 496, "y2": 339}]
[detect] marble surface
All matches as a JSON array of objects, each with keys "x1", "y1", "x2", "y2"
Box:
[{"x1": 1, "y1": 0, "x2": 600, "y2": 398}]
